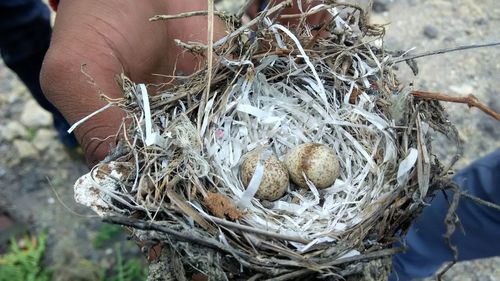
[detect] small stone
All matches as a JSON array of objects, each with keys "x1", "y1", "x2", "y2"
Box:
[
  {"x1": 20, "y1": 99, "x2": 53, "y2": 128},
  {"x1": 1, "y1": 121, "x2": 28, "y2": 141},
  {"x1": 370, "y1": 14, "x2": 388, "y2": 26},
  {"x1": 474, "y1": 18, "x2": 487, "y2": 26},
  {"x1": 32, "y1": 129, "x2": 56, "y2": 151},
  {"x1": 423, "y1": 25, "x2": 439, "y2": 39},
  {"x1": 13, "y1": 140, "x2": 39, "y2": 160},
  {"x1": 372, "y1": 0, "x2": 390, "y2": 13}
]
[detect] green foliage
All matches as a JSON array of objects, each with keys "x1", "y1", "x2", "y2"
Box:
[
  {"x1": 0, "y1": 232, "x2": 52, "y2": 281},
  {"x1": 105, "y1": 244, "x2": 148, "y2": 281},
  {"x1": 0, "y1": 228, "x2": 147, "y2": 281},
  {"x1": 93, "y1": 224, "x2": 123, "y2": 249},
  {"x1": 27, "y1": 127, "x2": 37, "y2": 142},
  {"x1": 94, "y1": 224, "x2": 147, "y2": 281}
]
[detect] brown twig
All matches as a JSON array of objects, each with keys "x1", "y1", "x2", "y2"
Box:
[
  {"x1": 461, "y1": 192, "x2": 500, "y2": 212},
  {"x1": 149, "y1": 10, "x2": 226, "y2": 21},
  {"x1": 305, "y1": 22, "x2": 329, "y2": 49},
  {"x1": 411, "y1": 91, "x2": 500, "y2": 121}
]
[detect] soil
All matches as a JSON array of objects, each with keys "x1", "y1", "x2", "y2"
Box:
[{"x1": 0, "y1": 0, "x2": 498, "y2": 280}]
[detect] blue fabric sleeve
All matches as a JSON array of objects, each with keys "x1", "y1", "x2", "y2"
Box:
[
  {"x1": 0, "y1": 0, "x2": 77, "y2": 148},
  {"x1": 0, "y1": 0, "x2": 50, "y2": 64},
  {"x1": 391, "y1": 149, "x2": 500, "y2": 280}
]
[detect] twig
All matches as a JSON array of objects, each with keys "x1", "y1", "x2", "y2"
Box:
[
  {"x1": 104, "y1": 217, "x2": 283, "y2": 274},
  {"x1": 324, "y1": 248, "x2": 402, "y2": 267},
  {"x1": 47, "y1": 177, "x2": 99, "y2": 218},
  {"x1": 104, "y1": 216, "x2": 239, "y2": 255},
  {"x1": 248, "y1": 273, "x2": 264, "y2": 281},
  {"x1": 436, "y1": 187, "x2": 461, "y2": 281},
  {"x1": 149, "y1": 10, "x2": 226, "y2": 21},
  {"x1": 411, "y1": 91, "x2": 500, "y2": 121},
  {"x1": 305, "y1": 22, "x2": 330, "y2": 49},
  {"x1": 279, "y1": 8, "x2": 327, "y2": 19},
  {"x1": 266, "y1": 269, "x2": 311, "y2": 281},
  {"x1": 197, "y1": 0, "x2": 215, "y2": 131},
  {"x1": 391, "y1": 41, "x2": 500, "y2": 63},
  {"x1": 201, "y1": 214, "x2": 310, "y2": 244},
  {"x1": 461, "y1": 192, "x2": 500, "y2": 212},
  {"x1": 174, "y1": 39, "x2": 207, "y2": 54}
]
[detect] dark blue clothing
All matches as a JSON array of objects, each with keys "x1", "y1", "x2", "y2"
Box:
[
  {"x1": 0, "y1": 0, "x2": 77, "y2": 148},
  {"x1": 391, "y1": 149, "x2": 500, "y2": 280}
]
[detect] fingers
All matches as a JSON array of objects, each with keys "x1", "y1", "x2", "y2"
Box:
[
  {"x1": 247, "y1": 0, "x2": 329, "y2": 26},
  {"x1": 41, "y1": 0, "x2": 227, "y2": 166},
  {"x1": 40, "y1": 40, "x2": 125, "y2": 166},
  {"x1": 40, "y1": 0, "x2": 131, "y2": 165}
]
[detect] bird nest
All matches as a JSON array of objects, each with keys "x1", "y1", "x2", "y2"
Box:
[{"x1": 73, "y1": 1, "x2": 460, "y2": 280}]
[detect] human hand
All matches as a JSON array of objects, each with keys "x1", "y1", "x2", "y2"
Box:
[
  {"x1": 40, "y1": 0, "x2": 225, "y2": 166},
  {"x1": 40, "y1": 0, "x2": 328, "y2": 167}
]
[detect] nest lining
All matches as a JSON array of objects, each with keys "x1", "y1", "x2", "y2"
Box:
[{"x1": 73, "y1": 1, "x2": 457, "y2": 279}]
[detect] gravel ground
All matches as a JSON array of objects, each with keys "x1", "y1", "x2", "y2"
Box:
[
  {"x1": 0, "y1": 0, "x2": 498, "y2": 280},
  {"x1": 0, "y1": 65, "x2": 142, "y2": 280}
]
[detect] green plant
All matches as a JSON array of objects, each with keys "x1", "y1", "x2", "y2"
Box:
[
  {"x1": 93, "y1": 224, "x2": 123, "y2": 249},
  {"x1": 0, "y1": 232, "x2": 52, "y2": 281},
  {"x1": 27, "y1": 127, "x2": 37, "y2": 142},
  {"x1": 94, "y1": 224, "x2": 147, "y2": 281},
  {"x1": 106, "y1": 244, "x2": 147, "y2": 281}
]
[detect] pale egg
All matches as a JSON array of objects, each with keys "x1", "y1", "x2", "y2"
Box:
[
  {"x1": 240, "y1": 151, "x2": 289, "y2": 201},
  {"x1": 284, "y1": 143, "x2": 340, "y2": 189}
]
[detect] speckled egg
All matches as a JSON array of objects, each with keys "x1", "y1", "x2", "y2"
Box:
[
  {"x1": 284, "y1": 143, "x2": 340, "y2": 189},
  {"x1": 240, "y1": 151, "x2": 289, "y2": 201}
]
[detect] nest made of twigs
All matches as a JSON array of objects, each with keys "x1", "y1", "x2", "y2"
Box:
[{"x1": 73, "y1": 1, "x2": 460, "y2": 280}]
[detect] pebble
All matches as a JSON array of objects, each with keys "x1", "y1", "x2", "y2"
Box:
[
  {"x1": 104, "y1": 248, "x2": 114, "y2": 256},
  {"x1": 423, "y1": 25, "x2": 439, "y2": 39},
  {"x1": 20, "y1": 99, "x2": 52, "y2": 128},
  {"x1": 373, "y1": 0, "x2": 391, "y2": 13},
  {"x1": 1, "y1": 121, "x2": 28, "y2": 141},
  {"x1": 13, "y1": 139, "x2": 39, "y2": 160},
  {"x1": 32, "y1": 129, "x2": 56, "y2": 151}
]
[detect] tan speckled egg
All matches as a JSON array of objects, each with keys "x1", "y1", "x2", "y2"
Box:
[
  {"x1": 240, "y1": 151, "x2": 289, "y2": 201},
  {"x1": 284, "y1": 143, "x2": 340, "y2": 189}
]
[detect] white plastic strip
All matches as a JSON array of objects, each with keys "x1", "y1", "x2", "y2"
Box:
[
  {"x1": 67, "y1": 103, "x2": 113, "y2": 134},
  {"x1": 138, "y1": 84, "x2": 155, "y2": 146},
  {"x1": 397, "y1": 148, "x2": 418, "y2": 186},
  {"x1": 237, "y1": 161, "x2": 264, "y2": 210},
  {"x1": 270, "y1": 23, "x2": 328, "y2": 106}
]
